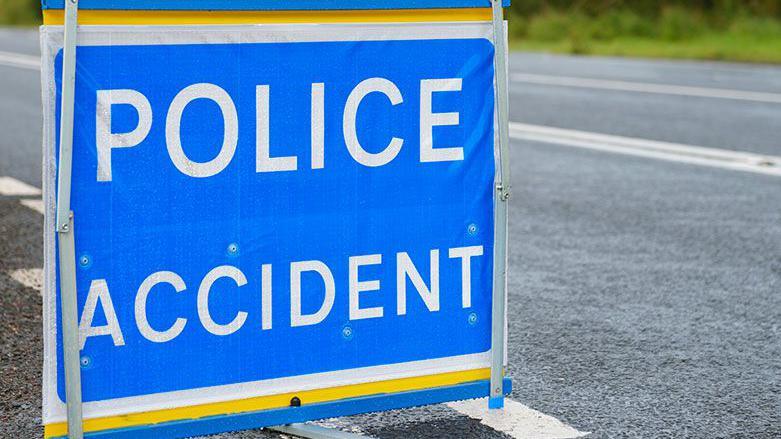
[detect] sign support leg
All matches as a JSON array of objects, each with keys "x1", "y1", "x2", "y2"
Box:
[
  {"x1": 268, "y1": 423, "x2": 372, "y2": 438},
  {"x1": 56, "y1": 0, "x2": 83, "y2": 437},
  {"x1": 489, "y1": 0, "x2": 511, "y2": 410}
]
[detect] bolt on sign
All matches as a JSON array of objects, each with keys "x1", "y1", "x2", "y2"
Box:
[{"x1": 40, "y1": 0, "x2": 512, "y2": 437}]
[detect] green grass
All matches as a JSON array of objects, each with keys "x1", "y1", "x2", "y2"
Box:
[
  {"x1": 509, "y1": 10, "x2": 781, "y2": 64},
  {"x1": 511, "y1": 34, "x2": 781, "y2": 64},
  {"x1": 0, "y1": 0, "x2": 41, "y2": 26}
]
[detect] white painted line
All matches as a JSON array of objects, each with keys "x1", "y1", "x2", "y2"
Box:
[
  {"x1": 0, "y1": 176, "x2": 42, "y2": 196},
  {"x1": 448, "y1": 398, "x2": 588, "y2": 439},
  {"x1": 20, "y1": 198, "x2": 45, "y2": 215},
  {"x1": 511, "y1": 72, "x2": 781, "y2": 104},
  {"x1": 9, "y1": 268, "x2": 44, "y2": 294},
  {"x1": 0, "y1": 176, "x2": 45, "y2": 214},
  {"x1": 0, "y1": 50, "x2": 40, "y2": 71},
  {"x1": 510, "y1": 123, "x2": 781, "y2": 177}
]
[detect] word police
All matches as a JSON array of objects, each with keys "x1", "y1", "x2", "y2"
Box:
[
  {"x1": 78, "y1": 246, "x2": 484, "y2": 348},
  {"x1": 96, "y1": 77, "x2": 465, "y2": 181}
]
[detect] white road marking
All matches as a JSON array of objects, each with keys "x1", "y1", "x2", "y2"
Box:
[
  {"x1": 510, "y1": 123, "x2": 781, "y2": 177},
  {"x1": 9, "y1": 268, "x2": 43, "y2": 294},
  {"x1": 448, "y1": 398, "x2": 588, "y2": 439},
  {"x1": 0, "y1": 50, "x2": 40, "y2": 71},
  {"x1": 511, "y1": 72, "x2": 781, "y2": 104},
  {"x1": 0, "y1": 176, "x2": 45, "y2": 214},
  {"x1": 20, "y1": 198, "x2": 45, "y2": 214},
  {"x1": 0, "y1": 176, "x2": 42, "y2": 196}
]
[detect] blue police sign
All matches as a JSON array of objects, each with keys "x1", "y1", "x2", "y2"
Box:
[{"x1": 42, "y1": 14, "x2": 510, "y2": 439}]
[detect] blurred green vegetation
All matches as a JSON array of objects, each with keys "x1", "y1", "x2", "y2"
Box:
[
  {"x1": 510, "y1": 0, "x2": 780, "y2": 18},
  {"x1": 509, "y1": 2, "x2": 781, "y2": 63},
  {"x1": 2, "y1": 0, "x2": 781, "y2": 62},
  {"x1": 0, "y1": 0, "x2": 40, "y2": 25}
]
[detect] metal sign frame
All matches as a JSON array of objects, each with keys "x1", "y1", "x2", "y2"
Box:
[
  {"x1": 488, "y1": 0, "x2": 511, "y2": 411},
  {"x1": 54, "y1": 0, "x2": 83, "y2": 437},
  {"x1": 50, "y1": 1, "x2": 511, "y2": 437}
]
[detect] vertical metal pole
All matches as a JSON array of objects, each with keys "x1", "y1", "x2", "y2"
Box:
[
  {"x1": 56, "y1": 0, "x2": 83, "y2": 437},
  {"x1": 56, "y1": 0, "x2": 78, "y2": 232},
  {"x1": 489, "y1": 0, "x2": 511, "y2": 410}
]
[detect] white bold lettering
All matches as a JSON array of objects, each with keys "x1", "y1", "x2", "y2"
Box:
[
  {"x1": 135, "y1": 271, "x2": 187, "y2": 343},
  {"x1": 256, "y1": 85, "x2": 298, "y2": 172},
  {"x1": 261, "y1": 264, "x2": 273, "y2": 330},
  {"x1": 311, "y1": 83, "x2": 325, "y2": 169},
  {"x1": 96, "y1": 89, "x2": 152, "y2": 182},
  {"x1": 343, "y1": 78, "x2": 403, "y2": 167},
  {"x1": 197, "y1": 265, "x2": 248, "y2": 336},
  {"x1": 448, "y1": 245, "x2": 483, "y2": 308},
  {"x1": 166, "y1": 83, "x2": 238, "y2": 177},
  {"x1": 79, "y1": 279, "x2": 125, "y2": 349},
  {"x1": 396, "y1": 250, "x2": 440, "y2": 315},
  {"x1": 290, "y1": 260, "x2": 335, "y2": 327},
  {"x1": 349, "y1": 254, "x2": 384, "y2": 320},
  {"x1": 420, "y1": 78, "x2": 464, "y2": 162}
]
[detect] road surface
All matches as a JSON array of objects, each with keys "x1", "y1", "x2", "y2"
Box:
[{"x1": 1, "y1": 28, "x2": 779, "y2": 438}]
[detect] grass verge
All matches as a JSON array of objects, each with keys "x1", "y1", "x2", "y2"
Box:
[
  {"x1": 509, "y1": 9, "x2": 781, "y2": 64},
  {"x1": 511, "y1": 35, "x2": 781, "y2": 64}
]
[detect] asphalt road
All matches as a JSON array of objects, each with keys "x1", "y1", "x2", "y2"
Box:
[{"x1": 1, "y1": 27, "x2": 780, "y2": 438}]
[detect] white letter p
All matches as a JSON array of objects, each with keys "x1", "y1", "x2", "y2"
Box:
[{"x1": 96, "y1": 89, "x2": 152, "y2": 182}]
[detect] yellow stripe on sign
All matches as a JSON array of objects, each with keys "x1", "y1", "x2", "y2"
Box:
[
  {"x1": 42, "y1": 8, "x2": 492, "y2": 25},
  {"x1": 43, "y1": 368, "x2": 490, "y2": 437}
]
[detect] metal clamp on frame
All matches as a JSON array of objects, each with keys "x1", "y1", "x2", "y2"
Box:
[
  {"x1": 55, "y1": 0, "x2": 84, "y2": 437},
  {"x1": 489, "y1": 0, "x2": 511, "y2": 410}
]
